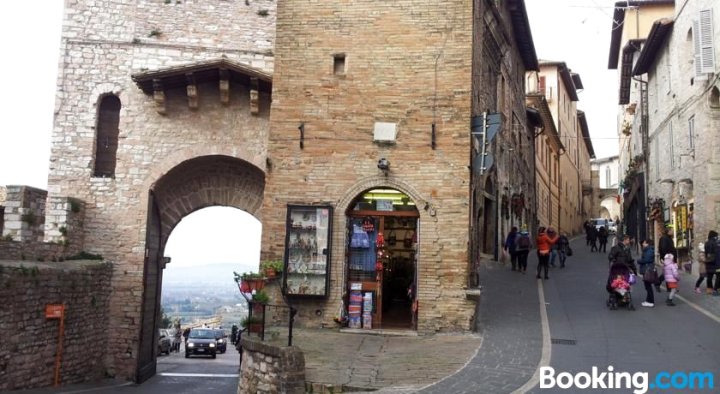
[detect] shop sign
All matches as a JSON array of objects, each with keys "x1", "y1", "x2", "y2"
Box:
[
  {"x1": 376, "y1": 200, "x2": 393, "y2": 211},
  {"x1": 350, "y1": 282, "x2": 362, "y2": 290},
  {"x1": 45, "y1": 304, "x2": 64, "y2": 319}
]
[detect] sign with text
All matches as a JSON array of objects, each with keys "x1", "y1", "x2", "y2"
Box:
[{"x1": 45, "y1": 304, "x2": 64, "y2": 319}]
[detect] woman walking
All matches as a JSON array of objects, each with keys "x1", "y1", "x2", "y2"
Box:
[
  {"x1": 637, "y1": 239, "x2": 655, "y2": 307},
  {"x1": 504, "y1": 226, "x2": 519, "y2": 271},
  {"x1": 536, "y1": 226, "x2": 559, "y2": 280}
]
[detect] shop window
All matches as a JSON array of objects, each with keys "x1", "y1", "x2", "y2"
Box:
[{"x1": 93, "y1": 94, "x2": 121, "y2": 178}]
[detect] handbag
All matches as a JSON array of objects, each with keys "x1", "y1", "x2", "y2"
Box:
[
  {"x1": 643, "y1": 267, "x2": 658, "y2": 283},
  {"x1": 566, "y1": 246, "x2": 573, "y2": 256}
]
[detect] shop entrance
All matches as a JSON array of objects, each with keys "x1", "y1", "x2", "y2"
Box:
[{"x1": 346, "y1": 189, "x2": 418, "y2": 330}]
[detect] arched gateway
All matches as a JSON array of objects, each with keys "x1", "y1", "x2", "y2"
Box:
[{"x1": 138, "y1": 156, "x2": 264, "y2": 381}]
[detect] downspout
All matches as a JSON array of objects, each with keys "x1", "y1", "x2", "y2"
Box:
[{"x1": 633, "y1": 75, "x2": 650, "y2": 241}]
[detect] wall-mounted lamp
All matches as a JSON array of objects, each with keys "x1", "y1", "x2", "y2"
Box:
[
  {"x1": 377, "y1": 158, "x2": 390, "y2": 176},
  {"x1": 298, "y1": 122, "x2": 305, "y2": 149}
]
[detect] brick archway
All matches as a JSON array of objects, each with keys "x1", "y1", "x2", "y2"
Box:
[{"x1": 137, "y1": 154, "x2": 265, "y2": 382}]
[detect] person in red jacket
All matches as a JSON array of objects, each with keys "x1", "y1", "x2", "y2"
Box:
[{"x1": 536, "y1": 226, "x2": 559, "y2": 280}]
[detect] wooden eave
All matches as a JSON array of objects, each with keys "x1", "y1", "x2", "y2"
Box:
[{"x1": 131, "y1": 58, "x2": 273, "y2": 95}]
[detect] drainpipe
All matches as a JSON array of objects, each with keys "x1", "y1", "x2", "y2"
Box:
[{"x1": 633, "y1": 75, "x2": 650, "y2": 241}]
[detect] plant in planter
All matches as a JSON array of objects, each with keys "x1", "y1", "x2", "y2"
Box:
[
  {"x1": 252, "y1": 289, "x2": 270, "y2": 304},
  {"x1": 260, "y1": 260, "x2": 283, "y2": 279},
  {"x1": 233, "y1": 271, "x2": 266, "y2": 293},
  {"x1": 241, "y1": 315, "x2": 263, "y2": 334}
]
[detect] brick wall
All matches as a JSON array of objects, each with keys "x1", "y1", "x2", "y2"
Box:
[{"x1": 0, "y1": 260, "x2": 112, "y2": 391}]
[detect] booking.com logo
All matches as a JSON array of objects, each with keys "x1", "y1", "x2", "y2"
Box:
[{"x1": 540, "y1": 366, "x2": 714, "y2": 393}]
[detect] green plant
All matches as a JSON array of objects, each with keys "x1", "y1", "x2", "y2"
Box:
[
  {"x1": 241, "y1": 271, "x2": 264, "y2": 280},
  {"x1": 21, "y1": 212, "x2": 36, "y2": 225},
  {"x1": 66, "y1": 251, "x2": 104, "y2": 260},
  {"x1": 132, "y1": 37, "x2": 141, "y2": 44},
  {"x1": 2, "y1": 234, "x2": 13, "y2": 241},
  {"x1": 59, "y1": 226, "x2": 67, "y2": 236},
  {"x1": 252, "y1": 289, "x2": 270, "y2": 304},
  {"x1": 261, "y1": 260, "x2": 284, "y2": 273},
  {"x1": 148, "y1": 29, "x2": 162, "y2": 38},
  {"x1": 257, "y1": 9, "x2": 269, "y2": 16},
  {"x1": 241, "y1": 315, "x2": 262, "y2": 328}
]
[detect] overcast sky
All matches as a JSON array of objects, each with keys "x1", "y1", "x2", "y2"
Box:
[{"x1": 0, "y1": 0, "x2": 620, "y2": 268}]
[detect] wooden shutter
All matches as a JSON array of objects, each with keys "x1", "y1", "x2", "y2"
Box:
[{"x1": 694, "y1": 9, "x2": 716, "y2": 78}]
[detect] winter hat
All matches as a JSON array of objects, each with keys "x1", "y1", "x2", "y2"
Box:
[
  {"x1": 709, "y1": 230, "x2": 718, "y2": 239},
  {"x1": 663, "y1": 253, "x2": 675, "y2": 263}
]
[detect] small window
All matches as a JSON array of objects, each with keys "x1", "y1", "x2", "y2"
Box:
[
  {"x1": 94, "y1": 94, "x2": 121, "y2": 177},
  {"x1": 333, "y1": 54, "x2": 346, "y2": 75}
]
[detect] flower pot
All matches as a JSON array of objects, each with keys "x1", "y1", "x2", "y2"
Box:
[
  {"x1": 264, "y1": 268, "x2": 277, "y2": 279},
  {"x1": 242, "y1": 278, "x2": 265, "y2": 292}
]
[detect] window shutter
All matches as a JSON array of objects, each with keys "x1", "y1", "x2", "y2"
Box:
[
  {"x1": 695, "y1": 9, "x2": 716, "y2": 77},
  {"x1": 693, "y1": 19, "x2": 704, "y2": 78}
]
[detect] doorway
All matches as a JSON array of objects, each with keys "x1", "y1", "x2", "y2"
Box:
[{"x1": 346, "y1": 188, "x2": 418, "y2": 330}]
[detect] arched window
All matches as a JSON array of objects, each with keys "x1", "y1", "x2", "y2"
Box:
[
  {"x1": 605, "y1": 166, "x2": 611, "y2": 188},
  {"x1": 710, "y1": 86, "x2": 720, "y2": 109},
  {"x1": 94, "y1": 95, "x2": 121, "y2": 177}
]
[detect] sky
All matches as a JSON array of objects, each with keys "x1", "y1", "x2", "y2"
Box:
[{"x1": 0, "y1": 0, "x2": 620, "y2": 268}]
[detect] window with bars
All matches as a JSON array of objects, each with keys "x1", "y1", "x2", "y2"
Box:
[{"x1": 93, "y1": 95, "x2": 121, "y2": 178}]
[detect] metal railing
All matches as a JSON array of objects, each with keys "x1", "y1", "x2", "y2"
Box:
[{"x1": 246, "y1": 301, "x2": 298, "y2": 347}]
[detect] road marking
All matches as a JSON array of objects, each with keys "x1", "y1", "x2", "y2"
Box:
[
  {"x1": 159, "y1": 372, "x2": 239, "y2": 378},
  {"x1": 512, "y1": 279, "x2": 551, "y2": 394},
  {"x1": 675, "y1": 293, "x2": 720, "y2": 324}
]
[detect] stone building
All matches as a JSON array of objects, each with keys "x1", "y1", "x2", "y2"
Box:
[
  {"x1": 628, "y1": 0, "x2": 720, "y2": 260},
  {"x1": 535, "y1": 61, "x2": 595, "y2": 234},
  {"x1": 590, "y1": 155, "x2": 622, "y2": 220},
  {"x1": 263, "y1": 0, "x2": 538, "y2": 333},
  {"x1": 1, "y1": 0, "x2": 540, "y2": 386},
  {"x1": 607, "y1": 0, "x2": 675, "y2": 244}
]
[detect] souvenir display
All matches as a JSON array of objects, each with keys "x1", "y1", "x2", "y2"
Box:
[{"x1": 283, "y1": 205, "x2": 332, "y2": 297}]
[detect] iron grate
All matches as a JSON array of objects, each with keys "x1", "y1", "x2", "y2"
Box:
[{"x1": 551, "y1": 338, "x2": 577, "y2": 345}]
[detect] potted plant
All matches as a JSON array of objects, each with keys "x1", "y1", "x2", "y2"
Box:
[
  {"x1": 241, "y1": 315, "x2": 263, "y2": 334},
  {"x1": 234, "y1": 271, "x2": 266, "y2": 293},
  {"x1": 261, "y1": 260, "x2": 283, "y2": 279},
  {"x1": 251, "y1": 289, "x2": 270, "y2": 314}
]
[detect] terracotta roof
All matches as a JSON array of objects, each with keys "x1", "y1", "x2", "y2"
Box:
[
  {"x1": 633, "y1": 18, "x2": 674, "y2": 75},
  {"x1": 131, "y1": 57, "x2": 272, "y2": 94},
  {"x1": 508, "y1": 0, "x2": 539, "y2": 71},
  {"x1": 608, "y1": 0, "x2": 675, "y2": 69}
]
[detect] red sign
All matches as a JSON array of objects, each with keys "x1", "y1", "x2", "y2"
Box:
[{"x1": 45, "y1": 304, "x2": 64, "y2": 319}]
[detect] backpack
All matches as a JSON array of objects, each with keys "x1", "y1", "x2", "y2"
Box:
[{"x1": 517, "y1": 234, "x2": 531, "y2": 250}]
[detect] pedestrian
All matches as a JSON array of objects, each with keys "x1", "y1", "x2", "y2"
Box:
[
  {"x1": 504, "y1": 226, "x2": 519, "y2": 271},
  {"x1": 231, "y1": 324, "x2": 239, "y2": 345},
  {"x1": 182, "y1": 327, "x2": 190, "y2": 345},
  {"x1": 589, "y1": 226, "x2": 598, "y2": 252},
  {"x1": 584, "y1": 221, "x2": 592, "y2": 246},
  {"x1": 694, "y1": 240, "x2": 708, "y2": 294},
  {"x1": 703, "y1": 230, "x2": 719, "y2": 295},
  {"x1": 547, "y1": 227, "x2": 558, "y2": 267},
  {"x1": 515, "y1": 227, "x2": 532, "y2": 274},
  {"x1": 637, "y1": 239, "x2": 656, "y2": 307},
  {"x1": 662, "y1": 253, "x2": 680, "y2": 306},
  {"x1": 656, "y1": 227, "x2": 677, "y2": 292},
  {"x1": 536, "y1": 226, "x2": 559, "y2": 280},
  {"x1": 608, "y1": 234, "x2": 636, "y2": 274},
  {"x1": 556, "y1": 232, "x2": 570, "y2": 268},
  {"x1": 598, "y1": 225, "x2": 609, "y2": 253}
]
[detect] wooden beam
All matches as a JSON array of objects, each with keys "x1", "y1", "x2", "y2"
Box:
[
  {"x1": 152, "y1": 79, "x2": 166, "y2": 115},
  {"x1": 219, "y1": 68, "x2": 230, "y2": 105},
  {"x1": 186, "y1": 72, "x2": 198, "y2": 110},
  {"x1": 250, "y1": 77, "x2": 259, "y2": 115}
]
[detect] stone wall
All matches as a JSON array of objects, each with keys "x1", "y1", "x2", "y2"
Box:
[
  {"x1": 238, "y1": 337, "x2": 305, "y2": 394},
  {"x1": 2, "y1": 186, "x2": 47, "y2": 242},
  {"x1": 0, "y1": 260, "x2": 113, "y2": 391}
]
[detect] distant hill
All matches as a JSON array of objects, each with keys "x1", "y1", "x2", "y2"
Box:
[{"x1": 162, "y1": 262, "x2": 255, "y2": 287}]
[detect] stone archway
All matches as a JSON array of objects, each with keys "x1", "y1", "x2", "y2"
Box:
[{"x1": 136, "y1": 155, "x2": 265, "y2": 382}]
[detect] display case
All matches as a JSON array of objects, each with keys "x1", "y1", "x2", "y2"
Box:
[{"x1": 283, "y1": 205, "x2": 333, "y2": 297}]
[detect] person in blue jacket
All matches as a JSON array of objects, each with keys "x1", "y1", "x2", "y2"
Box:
[{"x1": 637, "y1": 239, "x2": 656, "y2": 307}]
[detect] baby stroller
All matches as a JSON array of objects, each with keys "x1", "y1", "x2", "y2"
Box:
[{"x1": 605, "y1": 262, "x2": 635, "y2": 310}]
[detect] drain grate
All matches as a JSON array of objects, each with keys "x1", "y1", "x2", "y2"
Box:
[{"x1": 551, "y1": 338, "x2": 577, "y2": 345}]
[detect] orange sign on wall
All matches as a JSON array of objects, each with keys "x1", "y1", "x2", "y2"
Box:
[{"x1": 45, "y1": 304, "x2": 64, "y2": 319}]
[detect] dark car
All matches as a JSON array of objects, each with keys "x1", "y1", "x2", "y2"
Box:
[
  {"x1": 185, "y1": 328, "x2": 217, "y2": 359},
  {"x1": 157, "y1": 329, "x2": 171, "y2": 356},
  {"x1": 213, "y1": 329, "x2": 228, "y2": 354}
]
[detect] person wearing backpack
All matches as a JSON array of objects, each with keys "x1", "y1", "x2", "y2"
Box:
[
  {"x1": 504, "y1": 226, "x2": 519, "y2": 271},
  {"x1": 515, "y1": 228, "x2": 532, "y2": 274}
]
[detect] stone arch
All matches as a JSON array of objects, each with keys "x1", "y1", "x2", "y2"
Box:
[{"x1": 136, "y1": 154, "x2": 265, "y2": 382}]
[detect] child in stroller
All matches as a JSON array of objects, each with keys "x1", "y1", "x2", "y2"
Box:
[{"x1": 606, "y1": 262, "x2": 635, "y2": 310}]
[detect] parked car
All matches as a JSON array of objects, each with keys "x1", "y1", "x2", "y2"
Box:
[
  {"x1": 157, "y1": 329, "x2": 171, "y2": 356},
  {"x1": 607, "y1": 220, "x2": 617, "y2": 234},
  {"x1": 590, "y1": 218, "x2": 609, "y2": 233},
  {"x1": 185, "y1": 328, "x2": 217, "y2": 359},
  {"x1": 213, "y1": 328, "x2": 228, "y2": 354}
]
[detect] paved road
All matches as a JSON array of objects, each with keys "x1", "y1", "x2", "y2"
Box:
[{"x1": 526, "y1": 238, "x2": 720, "y2": 394}]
